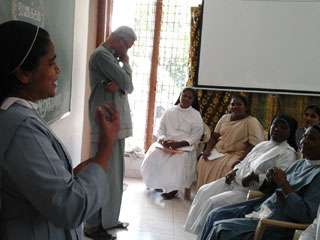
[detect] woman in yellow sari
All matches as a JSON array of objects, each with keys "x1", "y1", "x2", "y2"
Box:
[{"x1": 196, "y1": 95, "x2": 265, "y2": 189}]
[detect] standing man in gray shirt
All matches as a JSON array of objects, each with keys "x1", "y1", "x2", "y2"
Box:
[{"x1": 85, "y1": 26, "x2": 137, "y2": 240}]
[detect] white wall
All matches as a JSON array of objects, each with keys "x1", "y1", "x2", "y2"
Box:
[
  {"x1": 198, "y1": 0, "x2": 320, "y2": 95},
  {"x1": 49, "y1": 0, "x2": 91, "y2": 167}
]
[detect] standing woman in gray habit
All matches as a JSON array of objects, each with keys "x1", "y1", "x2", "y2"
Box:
[{"x1": 0, "y1": 20, "x2": 119, "y2": 240}]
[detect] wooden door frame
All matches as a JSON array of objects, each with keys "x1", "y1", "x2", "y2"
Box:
[{"x1": 145, "y1": 0, "x2": 162, "y2": 151}]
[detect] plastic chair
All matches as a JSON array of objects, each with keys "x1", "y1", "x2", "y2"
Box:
[
  {"x1": 185, "y1": 122, "x2": 211, "y2": 200},
  {"x1": 246, "y1": 190, "x2": 265, "y2": 200},
  {"x1": 194, "y1": 122, "x2": 212, "y2": 158},
  {"x1": 253, "y1": 219, "x2": 309, "y2": 240},
  {"x1": 246, "y1": 190, "x2": 309, "y2": 240}
]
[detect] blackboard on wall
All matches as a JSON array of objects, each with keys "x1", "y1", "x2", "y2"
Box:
[{"x1": 0, "y1": 0, "x2": 75, "y2": 122}]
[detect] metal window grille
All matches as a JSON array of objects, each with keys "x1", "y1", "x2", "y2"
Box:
[{"x1": 112, "y1": 0, "x2": 201, "y2": 151}]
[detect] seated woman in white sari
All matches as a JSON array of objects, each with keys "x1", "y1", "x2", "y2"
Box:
[
  {"x1": 140, "y1": 87, "x2": 203, "y2": 200},
  {"x1": 184, "y1": 114, "x2": 298, "y2": 235}
]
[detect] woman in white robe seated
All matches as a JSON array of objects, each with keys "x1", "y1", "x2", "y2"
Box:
[
  {"x1": 141, "y1": 87, "x2": 203, "y2": 200},
  {"x1": 184, "y1": 114, "x2": 298, "y2": 235}
]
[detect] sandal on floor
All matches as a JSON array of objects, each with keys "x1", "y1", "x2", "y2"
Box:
[
  {"x1": 161, "y1": 190, "x2": 178, "y2": 200},
  {"x1": 83, "y1": 226, "x2": 116, "y2": 240},
  {"x1": 106, "y1": 221, "x2": 129, "y2": 230}
]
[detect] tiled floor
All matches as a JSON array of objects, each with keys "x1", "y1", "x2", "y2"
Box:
[{"x1": 83, "y1": 177, "x2": 197, "y2": 240}]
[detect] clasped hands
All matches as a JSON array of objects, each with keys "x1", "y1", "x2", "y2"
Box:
[
  {"x1": 266, "y1": 167, "x2": 287, "y2": 186},
  {"x1": 159, "y1": 139, "x2": 180, "y2": 149},
  {"x1": 266, "y1": 167, "x2": 292, "y2": 196},
  {"x1": 225, "y1": 169, "x2": 259, "y2": 187},
  {"x1": 225, "y1": 166, "x2": 291, "y2": 196}
]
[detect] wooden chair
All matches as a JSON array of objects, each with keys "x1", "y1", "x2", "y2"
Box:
[
  {"x1": 184, "y1": 122, "x2": 211, "y2": 200},
  {"x1": 246, "y1": 190, "x2": 309, "y2": 240}
]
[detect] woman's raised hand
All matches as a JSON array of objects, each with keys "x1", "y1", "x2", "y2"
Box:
[
  {"x1": 96, "y1": 104, "x2": 120, "y2": 151},
  {"x1": 90, "y1": 104, "x2": 120, "y2": 171},
  {"x1": 74, "y1": 104, "x2": 119, "y2": 174}
]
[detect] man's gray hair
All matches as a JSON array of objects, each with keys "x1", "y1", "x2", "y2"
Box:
[{"x1": 110, "y1": 26, "x2": 137, "y2": 41}]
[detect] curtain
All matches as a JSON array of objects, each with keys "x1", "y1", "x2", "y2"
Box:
[
  {"x1": 187, "y1": 6, "x2": 231, "y2": 130},
  {"x1": 188, "y1": 5, "x2": 320, "y2": 130}
]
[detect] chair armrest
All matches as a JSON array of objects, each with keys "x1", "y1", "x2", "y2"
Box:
[
  {"x1": 201, "y1": 123, "x2": 211, "y2": 143},
  {"x1": 194, "y1": 122, "x2": 211, "y2": 149},
  {"x1": 247, "y1": 190, "x2": 265, "y2": 200},
  {"x1": 253, "y1": 218, "x2": 309, "y2": 240},
  {"x1": 259, "y1": 219, "x2": 309, "y2": 229},
  {"x1": 293, "y1": 230, "x2": 304, "y2": 240}
]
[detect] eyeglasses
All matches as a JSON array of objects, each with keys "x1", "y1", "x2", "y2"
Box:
[{"x1": 120, "y1": 37, "x2": 130, "y2": 49}]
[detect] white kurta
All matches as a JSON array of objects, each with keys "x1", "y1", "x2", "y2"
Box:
[
  {"x1": 141, "y1": 105, "x2": 203, "y2": 193},
  {"x1": 184, "y1": 140, "x2": 297, "y2": 235}
]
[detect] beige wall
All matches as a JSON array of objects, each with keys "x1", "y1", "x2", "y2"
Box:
[
  {"x1": 81, "y1": 0, "x2": 100, "y2": 162},
  {"x1": 49, "y1": 0, "x2": 98, "y2": 167}
]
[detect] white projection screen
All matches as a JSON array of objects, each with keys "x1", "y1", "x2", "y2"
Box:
[{"x1": 196, "y1": 0, "x2": 320, "y2": 95}]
